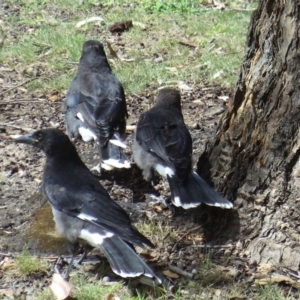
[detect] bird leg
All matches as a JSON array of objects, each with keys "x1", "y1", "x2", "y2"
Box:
[
  {"x1": 149, "y1": 194, "x2": 169, "y2": 207},
  {"x1": 91, "y1": 163, "x2": 102, "y2": 173},
  {"x1": 76, "y1": 245, "x2": 93, "y2": 265},
  {"x1": 149, "y1": 195, "x2": 178, "y2": 216}
]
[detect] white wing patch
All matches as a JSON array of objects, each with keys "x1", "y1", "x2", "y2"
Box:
[
  {"x1": 77, "y1": 213, "x2": 98, "y2": 222},
  {"x1": 103, "y1": 158, "x2": 131, "y2": 169},
  {"x1": 154, "y1": 164, "x2": 174, "y2": 178},
  {"x1": 78, "y1": 127, "x2": 97, "y2": 142},
  {"x1": 109, "y1": 138, "x2": 127, "y2": 149},
  {"x1": 79, "y1": 229, "x2": 114, "y2": 247}
]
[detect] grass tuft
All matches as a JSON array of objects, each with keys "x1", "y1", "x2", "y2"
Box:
[{"x1": 16, "y1": 251, "x2": 48, "y2": 275}]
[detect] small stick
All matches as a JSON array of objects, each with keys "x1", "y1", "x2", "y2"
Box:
[
  {"x1": 0, "y1": 99, "x2": 44, "y2": 105},
  {"x1": 0, "y1": 77, "x2": 40, "y2": 96},
  {"x1": 172, "y1": 225, "x2": 201, "y2": 251},
  {"x1": 187, "y1": 244, "x2": 233, "y2": 249},
  {"x1": 168, "y1": 264, "x2": 194, "y2": 279},
  {"x1": 179, "y1": 39, "x2": 198, "y2": 48},
  {"x1": 0, "y1": 123, "x2": 34, "y2": 132},
  {"x1": 286, "y1": 271, "x2": 300, "y2": 280},
  {"x1": 163, "y1": 231, "x2": 171, "y2": 241},
  {"x1": 0, "y1": 252, "x2": 13, "y2": 257}
]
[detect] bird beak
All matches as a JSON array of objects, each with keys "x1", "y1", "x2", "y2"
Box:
[{"x1": 14, "y1": 133, "x2": 38, "y2": 145}]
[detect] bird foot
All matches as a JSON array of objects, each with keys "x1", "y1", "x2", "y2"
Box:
[
  {"x1": 54, "y1": 256, "x2": 71, "y2": 280},
  {"x1": 91, "y1": 164, "x2": 102, "y2": 173},
  {"x1": 149, "y1": 195, "x2": 168, "y2": 207},
  {"x1": 149, "y1": 195, "x2": 178, "y2": 216}
]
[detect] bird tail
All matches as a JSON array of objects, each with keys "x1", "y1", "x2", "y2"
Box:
[
  {"x1": 100, "y1": 138, "x2": 131, "y2": 170},
  {"x1": 79, "y1": 228, "x2": 161, "y2": 285},
  {"x1": 167, "y1": 171, "x2": 233, "y2": 209}
]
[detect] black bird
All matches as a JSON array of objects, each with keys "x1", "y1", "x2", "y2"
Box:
[
  {"x1": 64, "y1": 40, "x2": 130, "y2": 171},
  {"x1": 15, "y1": 128, "x2": 160, "y2": 284},
  {"x1": 133, "y1": 88, "x2": 233, "y2": 210}
]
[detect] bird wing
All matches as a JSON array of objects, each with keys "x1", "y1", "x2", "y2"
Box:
[
  {"x1": 42, "y1": 174, "x2": 148, "y2": 245},
  {"x1": 136, "y1": 108, "x2": 192, "y2": 180},
  {"x1": 76, "y1": 72, "x2": 127, "y2": 144},
  {"x1": 64, "y1": 77, "x2": 89, "y2": 140}
]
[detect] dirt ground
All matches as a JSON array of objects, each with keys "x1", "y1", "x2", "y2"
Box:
[{"x1": 0, "y1": 73, "x2": 231, "y2": 288}]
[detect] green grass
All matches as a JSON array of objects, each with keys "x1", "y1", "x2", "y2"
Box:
[
  {"x1": 16, "y1": 251, "x2": 48, "y2": 275},
  {"x1": 33, "y1": 274, "x2": 178, "y2": 300},
  {"x1": 1, "y1": 0, "x2": 253, "y2": 95},
  {"x1": 255, "y1": 284, "x2": 300, "y2": 300}
]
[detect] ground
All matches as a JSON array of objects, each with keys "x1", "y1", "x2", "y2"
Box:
[
  {"x1": 0, "y1": 78, "x2": 232, "y2": 297},
  {"x1": 1, "y1": 1, "x2": 299, "y2": 299}
]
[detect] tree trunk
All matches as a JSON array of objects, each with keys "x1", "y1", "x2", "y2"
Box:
[{"x1": 197, "y1": 0, "x2": 300, "y2": 269}]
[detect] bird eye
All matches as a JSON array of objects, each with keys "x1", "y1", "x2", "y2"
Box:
[{"x1": 36, "y1": 132, "x2": 43, "y2": 140}]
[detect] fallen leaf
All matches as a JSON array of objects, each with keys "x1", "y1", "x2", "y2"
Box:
[
  {"x1": 1, "y1": 258, "x2": 16, "y2": 270},
  {"x1": 50, "y1": 273, "x2": 71, "y2": 300},
  {"x1": 163, "y1": 269, "x2": 179, "y2": 279},
  {"x1": 255, "y1": 273, "x2": 299, "y2": 287},
  {"x1": 153, "y1": 205, "x2": 162, "y2": 212},
  {"x1": 255, "y1": 263, "x2": 276, "y2": 278},
  {"x1": 0, "y1": 289, "x2": 14, "y2": 299},
  {"x1": 48, "y1": 95, "x2": 60, "y2": 102},
  {"x1": 132, "y1": 21, "x2": 147, "y2": 30},
  {"x1": 75, "y1": 16, "x2": 104, "y2": 28},
  {"x1": 107, "y1": 294, "x2": 121, "y2": 300},
  {"x1": 148, "y1": 251, "x2": 157, "y2": 258}
]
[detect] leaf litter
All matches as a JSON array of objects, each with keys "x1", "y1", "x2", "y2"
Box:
[{"x1": 1, "y1": 1, "x2": 299, "y2": 299}]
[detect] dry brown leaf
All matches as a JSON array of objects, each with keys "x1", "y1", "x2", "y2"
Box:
[
  {"x1": 148, "y1": 251, "x2": 157, "y2": 258},
  {"x1": 255, "y1": 273, "x2": 299, "y2": 287},
  {"x1": 153, "y1": 205, "x2": 162, "y2": 212},
  {"x1": 0, "y1": 289, "x2": 14, "y2": 299},
  {"x1": 50, "y1": 273, "x2": 71, "y2": 300},
  {"x1": 163, "y1": 269, "x2": 179, "y2": 279},
  {"x1": 48, "y1": 95, "x2": 60, "y2": 102},
  {"x1": 1, "y1": 258, "x2": 16, "y2": 270},
  {"x1": 107, "y1": 294, "x2": 121, "y2": 300},
  {"x1": 255, "y1": 263, "x2": 276, "y2": 278}
]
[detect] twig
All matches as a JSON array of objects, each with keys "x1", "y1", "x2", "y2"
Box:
[
  {"x1": 179, "y1": 39, "x2": 198, "y2": 48},
  {"x1": 227, "y1": 8, "x2": 255, "y2": 12},
  {"x1": 168, "y1": 264, "x2": 194, "y2": 279},
  {"x1": 286, "y1": 270, "x2": 300, "y2": 280},
  {"x1": 187, "y1": 244, "x2": 233, "y2": 249},
  {"x1": 0, "y1": 77, "x2": 40, "y2": 97},
  {"x1": 0, "y1": 252, "x2": 14, "y2": 257},
  {"x1": 172, "y1": 225, "x2": 201, "y2": 251},
  {"x1": 0, "y1": 123, "x2": 33, "y2": 132},
  {"x1": 0, "y1": 98, "x2": 45, "y2": 105},
  {"x1": 163, "y1": 230, "x2": 171, "y2": 241}
]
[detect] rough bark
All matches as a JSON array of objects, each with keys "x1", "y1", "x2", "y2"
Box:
[{"x1": 197, "y1": 0, "x2": 300, "y2": 269}]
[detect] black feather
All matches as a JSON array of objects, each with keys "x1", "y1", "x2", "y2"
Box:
[{"x1": 15, "y1": 129, "x2": 159, "y2": 283}]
